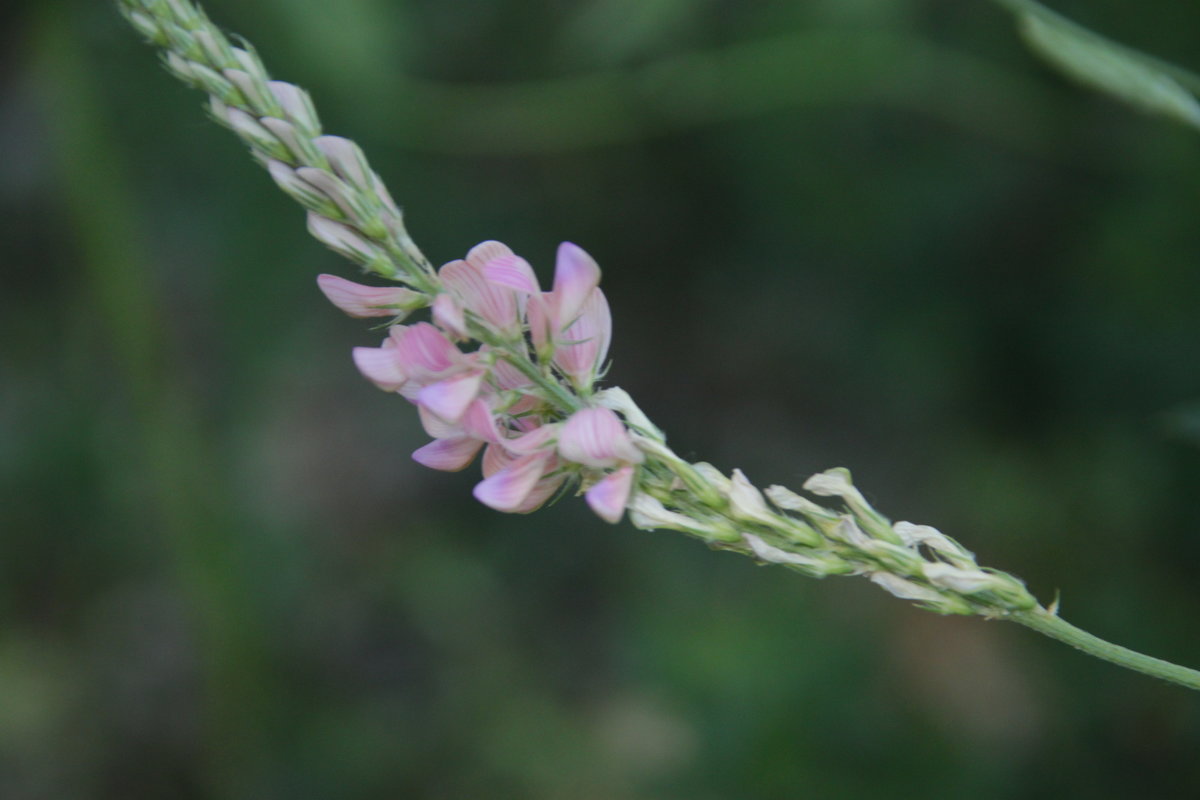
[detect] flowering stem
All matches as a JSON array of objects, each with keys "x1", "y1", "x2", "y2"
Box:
[
  {"x1": 1011, "y1": 609, "x2": 1200, "y2": 691},
  {"x1": 119, "y1": 0, "x2": 1200, "y2": 695}
]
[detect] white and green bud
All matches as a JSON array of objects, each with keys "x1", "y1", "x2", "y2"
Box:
[
  {"x1": 690, "y1": 462, "x2": 731, "y2": 493},
  {"x1": 765, "y1": 484, "x2": 842, "y2": 529},
  {"x1": 922, "y1": 563, "x2": 1006, "y2": 594},
  {"x1": 893, "y1": 521, "x2": 977, "y2": 570},
  {"x1": 268, "y1": 81, "x2": 322, "y2": 135},
  {"x1": 803, "y1": 468, "x2": 899, "y2": 544},
  {"x1": 628, "y1": 494, "x2": 738, "y2": 542},
  {"x1": 594, "y1": 387, "x2": 666, "y2": 441},
  {"x1": 727, "y1": 469, "x2": 777, "y2": 526},
  {"x1": 742, "y1": 534, "x2": 850, "y2": 577},
  {"x1": 306, "y1": 212, "x2": 390, "y2": 273},
  {"x1": 265, "y1": 160, "x2": 340, "y2": 217}
]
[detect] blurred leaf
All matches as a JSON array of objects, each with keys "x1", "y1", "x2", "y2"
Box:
[
  {"x1": 559, "y1": 0, "x2": 698, "y2": 67},
  {"x1": 998, "y1": 0, "x2": 1200, "y2": 131}
]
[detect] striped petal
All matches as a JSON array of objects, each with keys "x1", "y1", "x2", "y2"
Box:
[
  {"x1": 317, "y1": 274, "x2": 421, "y2": 318},
  {"x1": 440, "y1": 258, "x2": 521, "y2": 335},
  {"x1": 417, "y1": 370, "x2": 484, "y2": 423},
  {"x1": 482, "y1": 254, "x2": 540, "y2": 295},
  {"x1": 431, "y1": 293, "x2": 468, "y2": 340},
  {"x1": 465, "y1": 240, "x2": 514, "y2": 268},
  {"x1": 351, "y1": 345, "x2": 407, "y2": 391},
  {"x1": 418, "y1": 404, "x2": 462, "y2": 439},
  {"x1": 481, "y1": 442, "x2": 515, "y2": 478},
  {"x1": 553, "y1": 288, "x2": 611, "y2": 389},
  {"x1": 557, "y1": 407, "x2": 642, "y2": 468},
  {"x1": 512, "y1": 471, "x2": 567, "y2": 514},
  {"x1": 473, "y1": 452, "x2": 551, "y2": 512},
  {"x1": 412, "y1": 437, "x2": 484, "y2": 472},
  {"x1": 551, "y1": 242, "x2": 601, "y2": 330},
  {"x1": 502, "y1": 423, "x2": 559, "y2": 455},
  {"x1": 394, "y1": 322, "x2": 460, "y2": 375},
  {"x1": 585, "y1": 465, "x2": 635, "y2": 524},
  {"x1": 460, "y1": 398, "x2": 501, "y2": 443}
]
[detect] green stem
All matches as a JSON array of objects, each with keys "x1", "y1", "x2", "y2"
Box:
[
  {"x1": 500, "y1": 348, "x2": 582, "y2": 415},
  {"x1": 1011, "y1": 609, "x2": 1200, "y2": 691}
]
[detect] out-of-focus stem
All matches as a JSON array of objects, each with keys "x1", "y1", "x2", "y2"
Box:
[{"x1": 1012, "y1": 609, "x2": 1200, "y2": 691}]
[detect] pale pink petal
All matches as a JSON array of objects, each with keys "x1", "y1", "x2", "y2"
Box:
[
  {"x1": 351, "y1": 346, "x2": 407, "y2": 391},
  {"x1": 317, "y1": 274, "x2": 421, "y2": 317},
  {"x1": 507, "y1": 394, "x2": 543, "y2": 425},
  {"x1": 418, "y1": 405, "x2": 462, "y2": 439},
  {"x1": 431, "y1": 293, "x2": 468, "y2": 339},
  {"x1": 417, "y1": 370, "x2": 484, "y2": 423},
  {"x1": 460, "y1": 399, "x2": 501, "y2": 443},
  {"x1": 557, "y1": 407, "x2": 642, "y2": 468},
  {"x1": 487, "y1": 353, "x2": 532, "y2": 391},
  {"x1": 464, "y1": 240, "x2": 514, "y2": 268},
  {"x1": 440, "y1": 259, "x2": 520, "y2": 335},
  {"x1": 585, "y1": 465, "x2": 636, "y2": 523},
  {"x1": 394, "y1": 322, "x2": 461, "y2": 375},
  {"x1": 412, "y1": 437, "x2": 484, "y2": 471},
  {"x1": 502, "y1": 423, "x2": 559, "y2": 455},
  {"x1": 473, "y1": 453, "x2": 551, "y2": 512},
  {"x1": 553, "y1": 288, "x2": 612, "y2": 389},
  {"x1": 481, "y1": 443, "x2": 515, "y2": 478},
  {"x1": 482, "y1": 254, "x2": 540, "y2": 295},
  {"x1": 525, "y1": 294, "x2": 554, "y2": 360},
  {"x1": 551, "y1": 242, "x2": 602, "y2": 330},
  {"x1": 512, "y1": 471, "x2": 567, "y2": 514}
]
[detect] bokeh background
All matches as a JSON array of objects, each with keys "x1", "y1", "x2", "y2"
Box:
[{"x1": 3, "y1": 0, "x2": 1200, "y2": 797}]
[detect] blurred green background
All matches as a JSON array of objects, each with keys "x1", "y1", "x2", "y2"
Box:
[{"x1": 3, "y1": 0, "x2": 1199, "y2": 797}]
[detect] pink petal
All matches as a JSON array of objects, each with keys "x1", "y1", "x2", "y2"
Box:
[
  {"x1": 553, "y1": 288, "x2": 612, "y2": 389},
  {"x1": 412, "y1": 437, "x2": 484, "y2": 471},
  {"x1": 512, "y1": 471, "x2": 567, "y2": 514},
  {"x1": 557, "y1": 407, "x2": 642, "y2": 468},
  {"x1": 465, "y1": 240, "x2": 514, "y2": 268},
  {"x1": 481, "y1": 443, "x2": 515, "y2": 478},
  {"x1": 473, "y1": 453, "x2": 552, "y2": 512},
  {"x1": 460, "y1": 398, "x2": 501, "y2": 443},
  {"x1": 487, "y1": 352, "x2": 532, "y2": 391},
  {"x1": 431, "y1": 293, "x2": 468, "y2": 339},
  {"x1": 440, "y1": 259, "x2": 521, "y2": 336},
  {"x1": 418, "y1": 405, "x2": 462, "y2": 439},
  {"x1": 551, "y1": 242, "x2": 601, "y2": 330},
  {"x1": 585, "y1": 466, "x2": 635, "y2": 523},
  {"x1": 351, "y1": 345, "x2": 407, "y2": 391},
  {"x1": 394, "y1": 322, "x2": 461, "y2": 376},
  {"x1": 502, "y1": 423, "x2": 559, "y2": 455},
  {"x1": 417, "y1": 370, "x2": 484, "y2": 423},
  {"x1": 317, "y1": 274, "x2": 420, "y2": 318},
  {"x1": 482, "y1": 254, "x2": 540, "y2": 295}
]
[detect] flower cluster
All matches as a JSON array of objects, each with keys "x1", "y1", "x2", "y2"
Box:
[{"x1": 319, "y1": 241, "x2": 643, "y2": 522}]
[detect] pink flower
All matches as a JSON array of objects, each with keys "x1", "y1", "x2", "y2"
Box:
[
  {"x1": 473, "y1": 449, "x2": 565, "y2": 513},
  {"x1": 586, "y1": 465, "x2": 636, "y2": 524},
  {"x1": 351, "y1": 322, "x2": 489, "y2": 424},
  {"x1": 317, "y1": 274, "x2": 423, "y2": 318},
  {"x1": 558, "y1": 407, "x2": 643, "y2": 523},
  {"x1": 435, "y1": 241, "x2": 528, "y2": 339},
  {"x1": 548, "y1": 287, "x2": 611, "y2": 390},
  {"x1": 334, "y1": 239, "x2": 634, "y2": 520},
  {"x1": 557, "y1": 408, "x2": 643, "y2": 468},
  {"x1": 485, "y1": 242, "x2": 612, "y2": 390}
]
